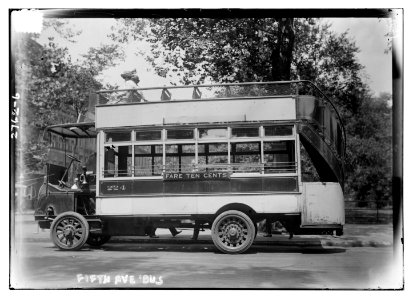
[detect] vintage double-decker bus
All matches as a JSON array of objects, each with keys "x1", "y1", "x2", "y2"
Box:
[{"x1": 35, "y1": 81, "x2": 345, "y2": 254}]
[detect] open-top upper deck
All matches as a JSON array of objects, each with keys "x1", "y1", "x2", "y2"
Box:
[
  {"x1": 94, "y1": 81, "x2": 344, "y2": 147},
  {"x1": 93, "y1": 80, "x2": 345, "y2": 179}
]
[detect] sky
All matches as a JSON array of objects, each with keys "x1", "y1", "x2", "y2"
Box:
[
  {"x1": 35, "y1": 16, "x2": 393, "y2": 97},
  {"x1": 325, "y1": 18, "x2": 393, "y2": 97}
]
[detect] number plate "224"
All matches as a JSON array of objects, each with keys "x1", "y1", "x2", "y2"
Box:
[{"x1": 106, "y1": 184, "x2": 127, "y2": 191}]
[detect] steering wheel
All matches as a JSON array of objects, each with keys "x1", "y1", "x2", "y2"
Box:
[{"x1": 66, "y1": 153, "x2": 81, "y2": 162}]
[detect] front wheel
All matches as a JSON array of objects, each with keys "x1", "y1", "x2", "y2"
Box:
[
  {"x1": 211, "y1": 210, "x2": 256, "y2": 254},
  {"x1": 50, "y1": 212, "x2": 89, "y2": 250}
]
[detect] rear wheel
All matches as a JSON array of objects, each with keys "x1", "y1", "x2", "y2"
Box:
[
  {"x1": 86, "y1": 235, "x2": 111, "y2": 247},
  {"x1": 50, "y1": 212, "x2": 89, "y2": 250},
  {"x1": 211, "y1": 210, "x2": 256, "y2": 254}
]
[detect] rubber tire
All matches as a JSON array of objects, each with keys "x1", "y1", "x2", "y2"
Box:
[
  {"x1": 211, "y1": 210, "x2": 256, "y2": 254},
  {"x1": 86, "y1": 235, "x2": 111, "y2": 247},
  {"x1": 50, "y1": 212, "x2": 89, "y2": 251}
]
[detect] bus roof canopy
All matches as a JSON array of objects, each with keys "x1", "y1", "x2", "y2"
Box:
[{"x1": 46, "y1": 122, "x2": 96, "y2": 139}]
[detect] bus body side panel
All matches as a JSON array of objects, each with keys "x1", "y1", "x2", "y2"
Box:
[
  {"x1": 95, "y1": 194, "x2": 300, "y2": 216},
  {"x1": 95, "y1": 97, "x2": 296, "y2": 128},
  {"x1": 35, "y1": 190, "x2": 75, "y2": 216},
  {"x1": 301, "y1": 182, "x2": 345, "y2": 225}
]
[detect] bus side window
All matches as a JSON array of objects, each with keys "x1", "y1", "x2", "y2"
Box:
[
  {"x1": 263, "y1": 141, "x2": 296, "y2": 173},
  {"x1": 104, "y1": 146, "x2": 132, "y2": 177},
  {"x1": 134, "y1": 145, "x2": 163, "y2": 176},
  {"x1": 231, "y1": 142, "x2": 261, "y2": 173},
  {"x1": 198, "y1": 143, "x2": 228, "y2": 171},
  {"x1": 165, "y1": 144, "x2": 196, "y2": 173},
  {"x1": 104, "y1": 147, "x2": 115, "y2": 177}
]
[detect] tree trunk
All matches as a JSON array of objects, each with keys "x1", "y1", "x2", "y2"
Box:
[{"x1": 271, "y1": 18, "x2": 295, "y2": 81}]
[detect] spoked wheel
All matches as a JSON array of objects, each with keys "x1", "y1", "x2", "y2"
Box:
[
  {"x1": 50, "y1": 212, "x2": 89, "y2": 250},
  {"x1": 211, "y1": 210, "x2": 256, "y2": 254},
  {"x1": 86, "y1": 235, "x2": 111, "y2": 247}
]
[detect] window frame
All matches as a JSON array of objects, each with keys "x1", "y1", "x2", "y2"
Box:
[
  {"x1": 165, "y1": 143, "x2": 197, "y2": 173},
  {"x1": 134, "y1": 144, "x2": 164, "y2": 176},
  {"x1": 103, "y1": 144, "x2": 133, "y2": 178},
  {"x1": 100, "y1": 124, "x2": 298, "y2": 180},
  {"x1": 105, "y1": 130, "x2": 132, "y2": 143},
  {"x1": 263, "y1": 140, "x2": 296, "y2": 174}
]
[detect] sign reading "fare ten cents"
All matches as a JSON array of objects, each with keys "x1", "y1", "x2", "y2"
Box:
[{"x1": 163, "y1": 172, "x2": 230, "y2": 181}]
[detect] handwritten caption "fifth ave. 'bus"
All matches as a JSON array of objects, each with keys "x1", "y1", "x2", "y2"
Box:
[{"x1": 77, "y1": 274, "x2": 163, "y2": 286}]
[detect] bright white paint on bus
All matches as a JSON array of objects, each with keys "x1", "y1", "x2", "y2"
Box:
[
  {"x1": 96, "y1": 194, "x2": 300, "y2": 216},
  {"x1": 301, "y1": 182, "x2": 345, "y2": 225},
  {"x1": 95, "y1": 97, "x2": 296, "y2": 128}
]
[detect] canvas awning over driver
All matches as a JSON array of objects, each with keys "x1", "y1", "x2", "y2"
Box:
[{"x1": 45, "y1": 122, "x2": 97, "y2": 139}]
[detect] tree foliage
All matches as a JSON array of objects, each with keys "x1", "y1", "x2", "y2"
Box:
[
  {"x1": 112, "y1": 18, "x2": 296, "y2": 84},
  {"x1": 112, "y1": 18, "x2": 368, "y2": 113},
  {"x1": 42, "y1": 19, "x2": 83, "y2": 43},
  {"x1": 292, "y1": 20, "x2": 368, "y2": 114},
  {"x1": 81, "y1": 44, "x2": 125, "y2": 75},
  {"x1": 14, "y1": 20, "x2": 122, "y2": 174},
  {"x1": 344, "y1": 93, "x2": 392, "y2": 207}
]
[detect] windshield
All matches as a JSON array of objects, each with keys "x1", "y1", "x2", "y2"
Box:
[{"x1": 45, "y1": 122, "x2": 97, "y2": 186}]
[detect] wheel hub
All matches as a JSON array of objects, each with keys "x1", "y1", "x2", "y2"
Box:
[
  {"x1": 221, "y1": 222, "x2": 245, "y2": 245},
  {"x1": 63, "y1": 225, "x2": 75, "y2": 239},
  {"x1": 228, "y1": 227, "x2": 238, "y2": 238}
]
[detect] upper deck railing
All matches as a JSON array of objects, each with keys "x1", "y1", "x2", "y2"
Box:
[{"x1": 95, "y1": 80, "x2": 346, "y2": 153}]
